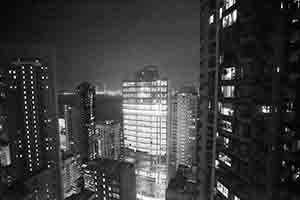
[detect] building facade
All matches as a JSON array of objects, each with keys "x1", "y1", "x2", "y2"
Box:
[
  {"x1": 83, "y1": 158, "x2": 136, "y2": 200},
  {"x1": 199, "y1": 0, "x2": 300, "y2": 200},
  {"x1": 1, "y1": 54, "x2": 62, "y2": 199},
  {"x1": 62, "y1": 153, "x2": 82, "y2": 198},
  {"x1": 57, "y1": 104, "x2": 83, "y2": 199},
  {"x1": 169, "y1": 86, "x2": 199, "y2": 179},
  {"x1": 0, "y1": 68, "x2": 10, "y2": 168},
  {"x1": 76, "y1": 82, "x2": 96, "y2": 162},
  {"x1": 122, "y1": 66, "x2": 168, "y2": 200},
  {"x1": 91, "y1": 120, "x2": 122, "y2": 160}
]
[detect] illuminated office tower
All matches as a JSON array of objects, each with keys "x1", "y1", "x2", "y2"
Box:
[
  {"x1": 76, "y1": 82, "x2": 96, "y2": 162},
  {"x1": 169, "y1": 86, "x2": 198, "y2": 179},
  {"x1": 4, "y1": 57, "x2": 62, "y2": 199},
  {"x1": 199, "y1": 1, "x2": 300, "y2": 200},
  {"x1": 122, "y1": 65, "x2": 168, "y2": 200},
  {"x1": 83, "y1": 158, "x2": 136, "y2": 200}
]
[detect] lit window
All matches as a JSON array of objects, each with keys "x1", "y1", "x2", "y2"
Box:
[
  {"x1": 276, "y1": 66, "x2": 280, "y2": 72},
  {"x1": 221, "y1": 86, "x2": 235, "y2": 98},
  {"x1": 218, "y1": 102, "x2": 234, "y2": 116},
  {"x1": 219, "y1": 152, "x2": 232, "y2": 167},
  {"x1": 215, "y1": 160, "x2": 220, "y2": 169},
  {"x1": 224, "y1": 0, "x2": 236, "y2": 9},
  {"x1": 222, "y1": 9, "x2": 237, "y2": 28},
  {"x1": 234, "y1": 196, "x2": 240, "y2": 200},
  {"x1": 286, "y1": 102, "x2": 294, "y2": 112},
  {"x1": 223, "y1": 137, "x2": 229, "y2": 148},
  {"x1": 220, "y1": 120, "x2": 232, "y2": 132},
  {"x1": 221, "y1": 67, "x2": 236, "y2": 80},
  {"x1": 261, "y1": 105, "x2": 271, "y2": 113},
  {"x1": 209, "y1": 14, "x2": 214, "y2": 24},
  {"x1": 217, "y1": 181, "x2": 229, "y2": 198}
]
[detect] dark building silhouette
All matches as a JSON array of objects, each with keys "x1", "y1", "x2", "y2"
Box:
[
  {"x1": 166, "y1": 165, "x2": 197, "y2": 200},
  {"x1": 75, "y1": 82, "x2": 96, "y2": 162},
  {"x1": 168, "y1": 86, "x2": 199, "y2": 180},
  {"x1": 199, "y1": 0, "x2": 300, "y2": 200},
  {"x1": 83, "y1": 158, "x2": 136, "y2": 200}
]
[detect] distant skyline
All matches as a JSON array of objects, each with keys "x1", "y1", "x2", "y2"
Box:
[{"x1": 0, "y1": 0, "x2": 200, "y2": 90}]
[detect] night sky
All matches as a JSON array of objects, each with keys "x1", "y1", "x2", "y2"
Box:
[{"x1": 0, "y1": 0, "x2": 200, "y2": 90}]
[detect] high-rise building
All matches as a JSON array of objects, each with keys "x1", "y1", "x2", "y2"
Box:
[
  {"x1": 2, "y1": 55, "x2": 62, "y2": 199},
  {"x1": 122, "y1": 65, "x2": 168, "y2": 200},
  {"x1": 57, "y1": 103, "x2": 81, "y2": 155},
  {"x1": 7, "y1": 59, "x2": 53, "y2": 175},
  {"x1": 76, "y1": 82, "x2": 96, "y2": 162},
  {"x1": 0, "y1": 68, "x2": 10, "y2": 168},
  {"x1": 168, "y1": 86, "x2": 199, "y2": 179},
  {"x1": 0, "y1": 67, "x2": 11, "y2": 188},
  {"x1": 57, "y1": 104, "x2": 83, "y2": 199},
  {"x1": 62, "y1": 153, "x2": 82, "y2": 198},
  {"x1": 199, "y1": 0, "x2": 300, "y2": 200},
  {"x1": 91, "y1": 120, "x2": 122, "y2": 160},
  {"x1": 83, "y1": 158, "x2": 136, "y2": 200},
  {"x1": 59, "y1": 105, "x2": 72, "y2": 152}
]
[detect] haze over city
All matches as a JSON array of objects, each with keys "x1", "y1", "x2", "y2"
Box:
[{"x1": 0, "y1": 0, "x2": 200, "y2": 90}]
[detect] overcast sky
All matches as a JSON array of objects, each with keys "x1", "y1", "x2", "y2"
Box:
[{"x1": 0, "y1": 0, "x2": 200, "y2": 90}]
